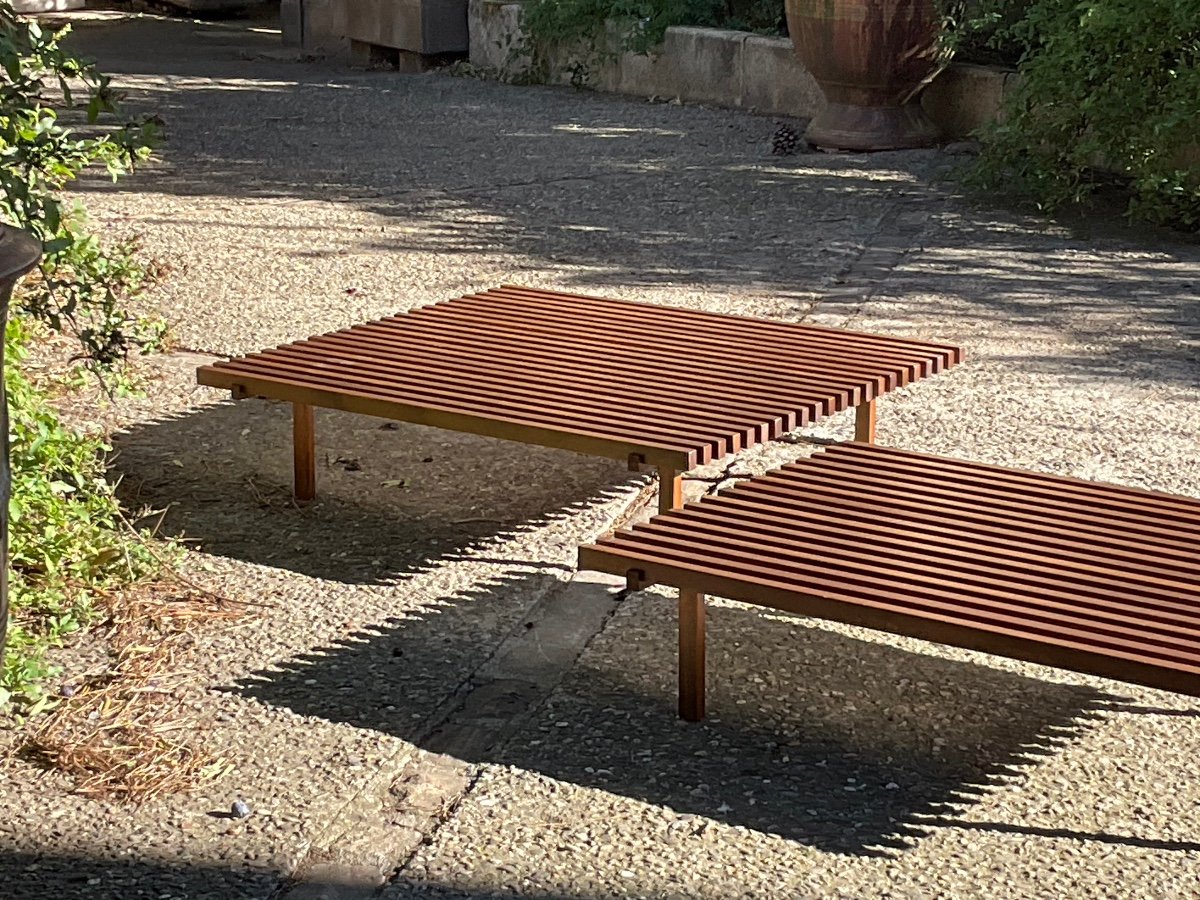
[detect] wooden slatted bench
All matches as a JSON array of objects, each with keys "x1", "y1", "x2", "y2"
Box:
[
  {"x1": 578, "y1": 442, "x2": 1200, "y2": 720},
  {"x1": 196, "y1": 286, "x2": 962, "y2": 513}
]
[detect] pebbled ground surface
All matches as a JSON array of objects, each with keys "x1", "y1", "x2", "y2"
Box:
[{"x1": 2, "y1": 10, "x2": 1199, "y2": 900}]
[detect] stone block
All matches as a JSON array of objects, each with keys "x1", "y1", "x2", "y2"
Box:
[
  {"x1": 300, "y1": 0, "x2": 350, "y2": 56},
  {"x1": 344, "y1": 0, "x2": 468, "y2": 56},
  {"x1": 739, "y1": 34, "x2": 824, "y2": 118},
  {"x1": 658, "y1": 27, "x2": 746, "y2": 106},
  {"x1": 922, "y1": 63, "x2": 1015, "y2": 140},
  {"x1": 280, "y1": 0, "x2": 302, "y2": 46},
  {"x1": 613, "y1": 46, "x2": 667, "y2": 99},
  {"x1": 468, "y1": 0, "x2": 526, "y2": 74}
]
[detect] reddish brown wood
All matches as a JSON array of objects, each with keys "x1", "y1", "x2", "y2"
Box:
[
  {"x1": 786, "y1": 0, "x2": 944, "y2": 151},
  {"x1": 679, "y1": 589, "x2": 706, "y2": 721},
  {"x1": 578, "y1": 442, "x2": 1200, "y2": 718},
  {"x1": 659, "y1": 467, "x2": 684, "y2": 517},
  {"x1": 197, "y1": 287, "x2": 960, "y2": 500},
  {"x1": 293, "y1": 402, "x2": 316, "y2": 502},
  {"x1": 855, "y1": 400, "x2": 876, "y2": 443}
]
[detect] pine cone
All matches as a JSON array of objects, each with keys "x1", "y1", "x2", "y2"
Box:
[{"x1": 771, "y1": 124, "x2": 801, "y2": 156}]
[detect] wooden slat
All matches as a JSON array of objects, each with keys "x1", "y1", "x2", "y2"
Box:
[
  {"x1": 298, "y1": 329, "x2": 814, "y2": 425},
  {"x1": 440, "y1": 296, "x2": 922, "y2": 387},
  {"x1": 296, "y1": 327, "x2": 835, "y2": 426},
  {"x1": 197, "y1": 286, "x2": 961, "y2": 467},
  {"x1": 473, "y1": 293, "x2": 950, "y2": 378},
  {"x1": 578, "y1": 443, "x2": 1200, "y2": 698},
  {"x1": 229, "y1": 349, "x2": 755, "y2": 454},
  {"x1": 387, "y1": 321, "x2": 880, "y2": 408},
  {"x1": 488, "y1": 286, "x2": 964, "y2": 365}
]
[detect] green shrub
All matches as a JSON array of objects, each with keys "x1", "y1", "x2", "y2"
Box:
[
  {"x1": 516, "y1": 0, "x2": 1021, "y2": 72},
  {"x1": 0, "y1": 5, "x2": 163, "y2": 371},
  {"x1": 951, "y1": 0, "x2": 1037, "y2": 65},
  {"x1": 517, "y1": 0, "x2": 780, "y2": 77},
  {"x1": 970, "y1": 0, "x2": 1200, "y2": 229},
  {"x1": 1, "y1": 319, "x2": 158, "y2": 711},
  {"x1": 0, "y1": 3, "x2": 164, "y2": 710}
]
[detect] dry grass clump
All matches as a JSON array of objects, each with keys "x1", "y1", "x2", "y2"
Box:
[{"x1": 16, "y1": 584, "x2": 247, "y2": 800}]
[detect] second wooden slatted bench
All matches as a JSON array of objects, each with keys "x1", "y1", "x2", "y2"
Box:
[{"x1": 578, "y1": 442, "x2": 1200, "y2": 720}]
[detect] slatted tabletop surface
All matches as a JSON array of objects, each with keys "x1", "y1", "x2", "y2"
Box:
[
  {"x1": 197, "y1": 286, "x2": 962, "y2": 470},
  {"x1": 579, "y1": 442, "x2": 1200, "y2": 696}
]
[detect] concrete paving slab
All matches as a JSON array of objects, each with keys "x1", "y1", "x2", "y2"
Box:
[{"x1": 2, "y1": 10, "x2": 1199, "y2": 900}]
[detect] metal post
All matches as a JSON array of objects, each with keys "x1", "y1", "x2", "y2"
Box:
[{"x1": 0, "y1": 226, "x2": 44, "y2": 659}]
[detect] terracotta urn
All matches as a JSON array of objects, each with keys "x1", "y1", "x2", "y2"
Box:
[{"x1": 785, "y1": 0, "x2": 947, "y2": 151}]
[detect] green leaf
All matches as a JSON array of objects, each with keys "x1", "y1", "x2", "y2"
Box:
[{"x1": 0, "y1": 4, "x2": 165, "y2": 707}]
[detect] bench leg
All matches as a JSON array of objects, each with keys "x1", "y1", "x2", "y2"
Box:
[
  {"x1": 293, "y1": 402, "x2": 316, "y2": 502},
  {"x1": 854, "y1": 399, "x2": 877, "y2": 444},
  {"x1": 623, "y1": 466, "x2": 681, "y2": 592},
  {"x1": 658, "y1": 467, "x2": 683, "y2": 515},
  {"x1": 679, "y1": 589, "x2": 706, "y2": 721}
]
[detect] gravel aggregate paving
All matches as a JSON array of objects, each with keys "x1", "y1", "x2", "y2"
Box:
[{"x1": 2, "y1": 10, "x2": 1199, "y2": 900}]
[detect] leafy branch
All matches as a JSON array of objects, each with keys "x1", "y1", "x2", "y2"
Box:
[{"x1": 0, "y1": 6, "x2": 164, "y2": 373}]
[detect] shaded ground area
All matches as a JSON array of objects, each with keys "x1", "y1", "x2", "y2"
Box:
[
  {"x1": 113, "y1": 394, "x2": 636, "y2": 583},
  {"x1": 238, "y1": 579, "x2": 1113, "y2": 855},
  {"x1": 2, "y1": 10, "x2": 1199, "y2": 900}
]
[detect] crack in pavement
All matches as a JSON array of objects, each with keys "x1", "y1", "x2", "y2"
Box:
[
  {"x1": 277, "y1": 567, "x2": 631, "y2": 899},
  {"x1": 803, "y1": 157, "x2": 957, "y2": 331}
]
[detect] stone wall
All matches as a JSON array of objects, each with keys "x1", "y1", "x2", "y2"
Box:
[
  {"x1": 469, "y1": 0, "x2": 1015, "y2": 139},
  {"x1": 283, "y1": 0, "x2": 1016, "y2": 139},
  {"x1": 283, "y1": 0, "x2": 469, "y2": 59},
  {"x1": 161, "y1": 0, "x2": 263, "y2": 10},
  {"x1": 282, "y1": 0, "x2": 350, "y2": 54}
]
